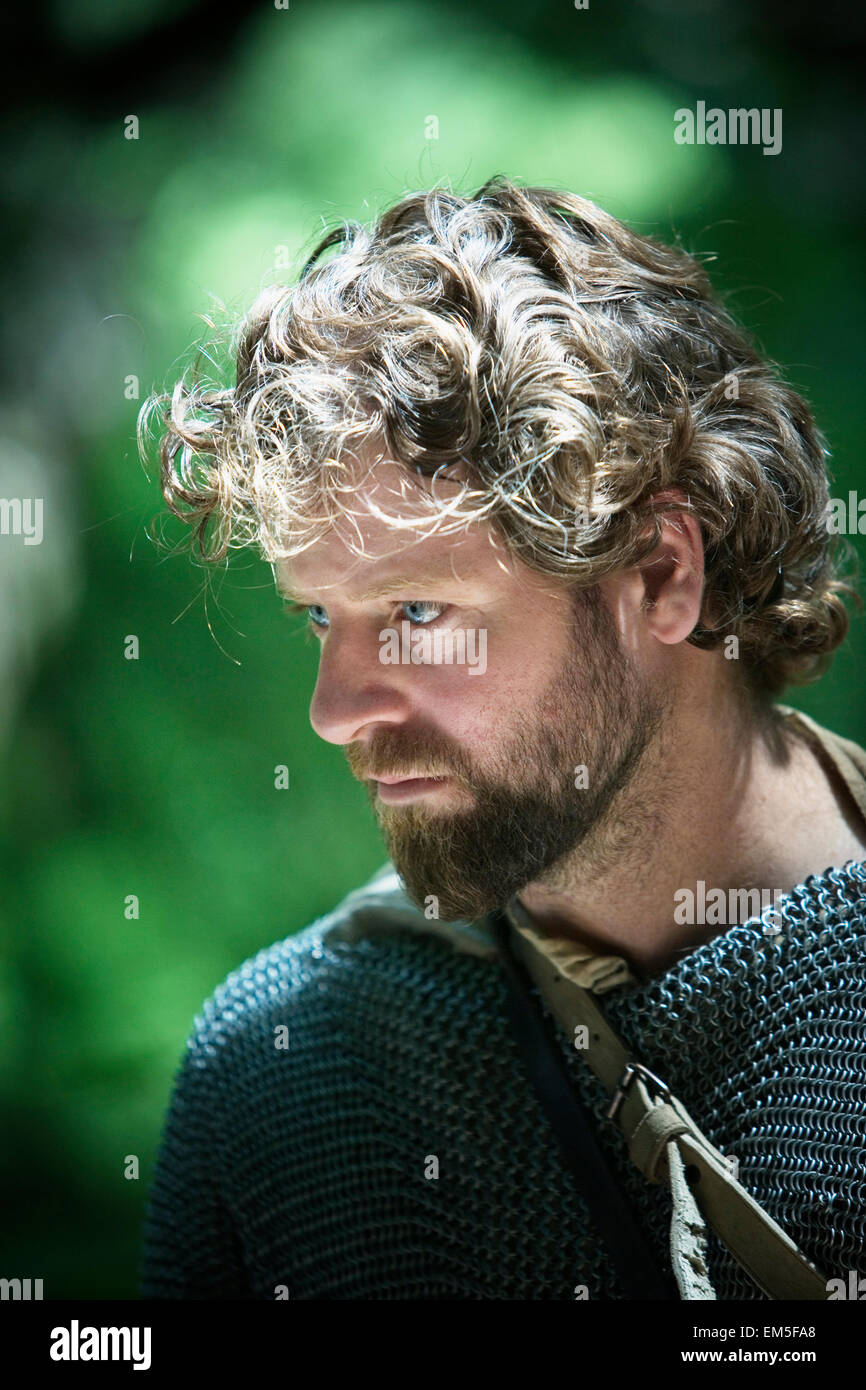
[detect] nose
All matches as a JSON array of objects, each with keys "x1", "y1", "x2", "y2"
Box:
[{"x1": 309, "y1": 625, "x2": 411, "y2": 745}]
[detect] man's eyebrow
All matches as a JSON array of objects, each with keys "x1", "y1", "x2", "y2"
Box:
[{"x1": 276, "y1": 573, "x2": 468, "y2": 604}]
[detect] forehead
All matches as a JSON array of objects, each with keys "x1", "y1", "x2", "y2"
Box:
[{"x1": 274, "y1": 454, "x2": 511, "y2": 601}]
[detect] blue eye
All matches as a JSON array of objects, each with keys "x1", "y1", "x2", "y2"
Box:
[
  {"x1": 307, "y1": 604, "x2": 330, "y2": 629},
  {"x1": 286, "y1": 600, "x2": 447, "y2": 632},
  {"x1": 400, "y1": 600, "x2": 446, "y2": 625}
]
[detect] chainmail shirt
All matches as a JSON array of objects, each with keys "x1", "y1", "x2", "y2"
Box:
[{"x1": 139, "y1": 862, "x2": 866, "y2": 1299}]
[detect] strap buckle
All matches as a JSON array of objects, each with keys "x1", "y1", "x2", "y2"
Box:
[{"x1": 606, "y1": 1061, "x2": 671, "y2": 1123}]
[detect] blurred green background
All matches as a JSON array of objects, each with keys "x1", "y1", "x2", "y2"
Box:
[{"x1": 1, "y1": 0, "x2": 863, "y2": 1297}]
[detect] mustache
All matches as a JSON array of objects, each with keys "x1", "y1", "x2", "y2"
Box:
[{"x1": 346, "y1": 734, "x2": 469, "y2": 784}]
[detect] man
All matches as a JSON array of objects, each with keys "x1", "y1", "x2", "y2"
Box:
[{"x1": 138, "y1": 176, "x2": 866, "y2": 1299}]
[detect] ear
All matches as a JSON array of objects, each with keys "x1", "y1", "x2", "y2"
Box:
[{"x1": 636, "y1": 488, "x2": 705, "y2": 645}]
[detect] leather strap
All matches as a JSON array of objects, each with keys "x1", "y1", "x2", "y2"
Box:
[
  {"x1": 505, "y1": 910, "x2": 829, "y2": 1300},
  {"x1": 494, "y1": 911, "x2": 677, "y2": 1299}
]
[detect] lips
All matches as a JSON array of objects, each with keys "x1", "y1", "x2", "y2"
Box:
[{"x1": 372, "y1": 774, "x2": 453, "y2": 804}]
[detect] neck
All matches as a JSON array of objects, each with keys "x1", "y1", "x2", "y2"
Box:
[{"x1": 518, "y1": 677, "x2": 865, "y2": 981}]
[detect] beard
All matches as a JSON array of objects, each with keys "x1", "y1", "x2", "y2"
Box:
[{"x1": 346, "y1": 584, "x2": 668, "y2": 922}]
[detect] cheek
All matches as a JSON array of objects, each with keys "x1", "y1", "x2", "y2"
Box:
[
  {"x1": 419, "y1": 663, "x2": 498, "y2": 736},
  {"x1": 405, "y1": 602, "x2": 573, "y2": 733},
  {"x1": 417, "y1": 650, "x2": 548, "y2": 747}
]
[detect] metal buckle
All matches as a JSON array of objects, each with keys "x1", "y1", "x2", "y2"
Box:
[{"x1": 606, "y1": 1061, "x2": 671, "y2": 1122}]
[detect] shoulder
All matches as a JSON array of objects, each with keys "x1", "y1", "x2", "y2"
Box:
[
  {"x1": 775, "y1": 703, "x2": 866, "y2": 789},
  {"x1": 181, "y1": 863, "x2": 500, "y2": 1076},
  {"x1": 773, "y1": 703, "x2": 866, "y2": 860}
]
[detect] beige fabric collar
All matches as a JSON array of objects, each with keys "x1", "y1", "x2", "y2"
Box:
[{"x1": 503, "y1": 892, "x2": 636, "y2": 996}]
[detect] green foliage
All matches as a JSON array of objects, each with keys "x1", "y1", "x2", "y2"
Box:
[{"x1": 3, "y1": 0, "x2": 863, "y2": 1298}]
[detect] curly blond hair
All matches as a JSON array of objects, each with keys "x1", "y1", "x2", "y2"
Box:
[{"x1": 139, "y1": 174, "x2": 855, "y2": 696}]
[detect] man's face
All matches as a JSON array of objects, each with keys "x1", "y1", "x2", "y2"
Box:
[{"x1": 277, "y1": 459, "x2": 667, "y2": 922}]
